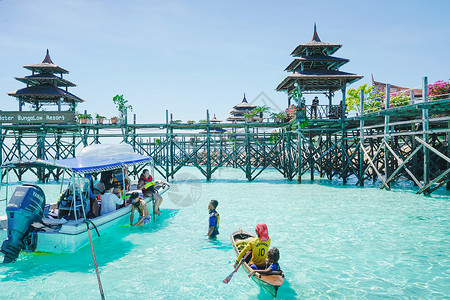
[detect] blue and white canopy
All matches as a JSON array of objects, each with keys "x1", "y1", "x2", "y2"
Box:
[{"x1": 4, "y1": 144, "x2": 151, "y2": 174}]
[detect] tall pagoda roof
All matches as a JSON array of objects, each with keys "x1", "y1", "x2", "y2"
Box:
[
  {"x1": 277, "y1": 25, "x2": 362, "y2": 94},
  {"x1": 15, "y1": 74, "x2": 76, "y2": 87},
  {"x1": 285, "y1": 54, "x2": 349, "y2": 72},
  {"x1": 290, "y1": 24, "x2": 342, "y2": 57},
  {"x1": 8, "y1": 85, "x2": 84, "y2": 103},
  {"x1": 276, "y1": 69, "x2": 362, "y2": 93},
  {"x1": 23, "y1": 50, "x2": 69, "y2": 74}
]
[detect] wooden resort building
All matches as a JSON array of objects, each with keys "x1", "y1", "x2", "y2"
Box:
[
  {"x1": 276, "y1": 24, "x2": 362, "y2": 112},
  {"x1": 227, "y1": 94, "x2": 256, "y2": 122},
  {"x1": 7, "y1": 50, "x2": 84, "y2": 111}
]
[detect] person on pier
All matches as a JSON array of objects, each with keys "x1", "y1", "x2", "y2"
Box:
[
  {"x1": 311, "y1": 96, "x2": 319, "y2": 119},
  {"x1": 137, "y1": 169, "x2": 164, "y2": 215}
]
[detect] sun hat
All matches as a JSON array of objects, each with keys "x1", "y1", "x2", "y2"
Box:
[
  {"x1": 94, "y1": 182, "x2": 105, "y2": 193},
  {"x1": 255, "y1": 223, "x2": 269, "y2": 241}
]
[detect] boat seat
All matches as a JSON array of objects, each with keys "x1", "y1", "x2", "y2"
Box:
[{"x1": 42, "y1": 218, "x2": 68, "y2": 227}]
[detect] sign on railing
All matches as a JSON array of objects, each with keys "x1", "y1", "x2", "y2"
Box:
[{"x1": 0, "y1": 111, "x2": 76, "y2": 124}]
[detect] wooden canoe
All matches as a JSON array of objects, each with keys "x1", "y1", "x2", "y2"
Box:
[{"x1": 230, "y1": 228, "x2": 285, "y2": 297}]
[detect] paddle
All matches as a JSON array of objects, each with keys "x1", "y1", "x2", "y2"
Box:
[{"x1": 223, "y1": 251, "x2": 250, "y2": 284}]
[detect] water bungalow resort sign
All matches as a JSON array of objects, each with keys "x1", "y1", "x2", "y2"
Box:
[
  {"x1": 0, "y1": 111, "x2": 75, "y2": 124},
  {"x1": 5, "y1": 49, "x2": 84, "y2": 123}
]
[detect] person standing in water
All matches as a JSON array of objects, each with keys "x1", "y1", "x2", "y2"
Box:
[
  {"x1": 207, "y1": 200, "x2": 220, "y2": 238},
  {"x1": 130, "y1": 192, "x2": 150, "y2": 226}
]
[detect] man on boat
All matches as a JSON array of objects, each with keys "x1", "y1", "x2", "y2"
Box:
[
  {"x1": 100, "y1": 186, "x2": 123, "y2": 215},
  {"x1": 130, "y1": 192, "x2": 151, "y2": 226},
  {"x1": 234, "y1": 223, "x2": 271, "y2": 270},
  {"x1": 137, "y1": 169, "x2": 164, "y2": 215},
  {"x1": 207, "y1": 200, "x2": 220, "y2": 238}
]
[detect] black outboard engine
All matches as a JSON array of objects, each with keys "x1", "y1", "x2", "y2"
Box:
[{"x1": 1, "y1": 184, "x2": 45, "y2": 263}]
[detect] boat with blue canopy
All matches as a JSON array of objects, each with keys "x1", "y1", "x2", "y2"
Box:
[{"x1": 0, "y1": 144, "x2": 169, "y2": 263}]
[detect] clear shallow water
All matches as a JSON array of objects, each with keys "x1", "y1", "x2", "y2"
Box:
[{"x1": 0, "y1": 167, "x2": 449, "y2": 299}]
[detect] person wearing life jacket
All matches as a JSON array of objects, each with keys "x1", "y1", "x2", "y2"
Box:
[
  {"x1": 137, "y1": 169, "x2": 164, "y2": 215},
  {"x1": 111, "y1": 168, "x2": 131, "y2": 200},
  {"x1": 248, "y1": 247, "x2": 282, "y2": 277},
  {"x1": 207, "y1": 200, "x2": 220, "y2": 238},
  {"x1": 234, "y1": 223, "x2": 271, "y2": 270}
]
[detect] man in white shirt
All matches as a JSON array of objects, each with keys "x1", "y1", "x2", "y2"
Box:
[{"x1": 100, "y1": 187, "x2": 123, "y2": 215}]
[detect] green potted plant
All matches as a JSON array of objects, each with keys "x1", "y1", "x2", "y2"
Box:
[
  {"x1": 155, "y1": 138, "x2": 161, "y2": 146},
  {"x1": 199, "y1": 119, "x2": 207, "y2": 124},
  {"x1": 110, "y1": 116, "x2": 119, "y2": 124},
  {"x1": 77, "y1": 113, "x2": 92, "y2": 124},
  {"x1": 187, "y1": 120, "x2": 195, "y2": 124},
  {"x1": 172, "y1": 119, "x2": 182, "y2": 124},
  {"x1": 113, "y1": 94, "x2": 133, "y2": 123},
  {"x1": 96, "y1": 114, "x2": 106, "y2": 124},
  {"x1": 243, "y1": 111, "x2": 257, "y2": 122},
  {"x1": 271, "y1": 111, "x2": 287, "y2": 123},
  {"x1": 253, "y1": 105, "x2": 271, "y2": 122}
]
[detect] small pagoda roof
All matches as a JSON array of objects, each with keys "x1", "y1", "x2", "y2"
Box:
[
  {"x1": 227, "y1": 115, "x2": 246, "y2": 122},
  {"x1": 15, "y1": 74, "x2": 76, "y2": 87},
  {"x1": 276, "y1": 69, "x2": 363, "y2": 93},
  {"x1": 233, "y1": 94, "x2": 256, "y2": 109},
  {"x1": 210, "y1": 114, "x2": 222, "y2": 123},
  {"x1": 290, "y1": 24, "x2": 342, "y2": 57},
  {"x1": 8, "y1": 85, "x2": 84, "y2": 103},
  {"x1": 285, "y1": 54, "x2": 349, "y2": 72},
  {"x1": 229, "y1": 109, "x2": 252, "y2": 116}
]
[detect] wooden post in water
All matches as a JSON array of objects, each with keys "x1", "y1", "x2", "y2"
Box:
[
  {"x1": 384, "y1": 84, "x2": 391, "y2": 188},
  {"x1": 447, "y1": 120, "x2": 450, "y2": 190},
  {"x1": 359, "y1": 89, "x2": 365, "y2": 186},
  {"x1": 206, "y1": 110, "x2": 211, "y2": 181},
  {"x1": 165, "y1": 110, "x2": 169, "y2": 180},
  {"x1": 245, "y1": 120, "x2": 251, "y2": 181},
  {"x1": 309, "y1": 130, "x2": 314, "y2": 181},
  {"x1": 422, "y1": 77, "x2": 429, "y2": 191},
  {"x1": 341, "y1": 86, "x2": 348, "y2": 184},
  {"x1": 297, "y1": 126, "x2": 302, "y2": 183}
]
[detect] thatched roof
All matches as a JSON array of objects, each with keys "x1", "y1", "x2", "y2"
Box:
[
  {"x1": 8, "y1": 85, "x2": 84, "y2": 103},
  {"x1": 15, "y1": 74, "x2": 76, "y2": 87},
  {"x1": 285, "y1": 54, "x2": 349, "y2": 72},
  {"x1": 23, "y1": 50, "x2": 69, "y2": 74},
  {"x1": 276, "y1": 69, "x2": 363, "y2": 93},
  {"x1": 290, "y1": 24, "x2": 342, "y2": 57},
  {"x1": 233, "y1": 94, "x2": 256, "y2": 109}
]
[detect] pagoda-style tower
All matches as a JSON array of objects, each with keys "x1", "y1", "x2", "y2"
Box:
[
  {"x1": 227, "y1": 94, "x2": 256, "y2": 122},
  {"x1": 276, "y1": 24, "x2": 362, "y2": 107},
  {"x1": 8, "y1": 50, "x2": 84, "y2": 111}
]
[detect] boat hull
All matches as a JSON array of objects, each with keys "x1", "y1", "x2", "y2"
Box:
[
  {"x1": 30, "y1": 186, "x2": 168, "y2": 253},
  {"x1": 230, "y1": 229, "x2": 285, "y2": 297}
]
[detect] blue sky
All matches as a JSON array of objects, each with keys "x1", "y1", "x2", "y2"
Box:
[{"x1": 1, "y1": 0, "x2": 449, "y2": 123}]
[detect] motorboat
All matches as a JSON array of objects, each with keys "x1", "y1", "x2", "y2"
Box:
[{"x1": 0, "y1": 144, "x2": 169, "y2": 263}]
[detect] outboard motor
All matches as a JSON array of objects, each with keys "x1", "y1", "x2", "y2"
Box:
[{"x1": 1, "y1": 184, "x2": 45, "y2": 263}]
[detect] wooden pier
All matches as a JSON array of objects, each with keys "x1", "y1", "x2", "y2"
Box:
[{"x1": 1, "y1": 95, "x2": 449, "y2": 195}]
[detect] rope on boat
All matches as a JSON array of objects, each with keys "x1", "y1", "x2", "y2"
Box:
[
  {"x1": 84, "y1": 220, "x2": 105, "y2": 300},
  {"x1": 85, "y1": 219, "x2": 100, "y2": 237}
]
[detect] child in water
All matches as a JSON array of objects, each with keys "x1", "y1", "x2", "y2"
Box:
[{"x1": 248, "y1": 247, "x2": 281, "y2": 277}]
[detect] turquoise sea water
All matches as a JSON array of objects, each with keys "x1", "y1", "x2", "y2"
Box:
[{"x1": 0, "y1": 167, "x2": 449, "y2": 299}]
